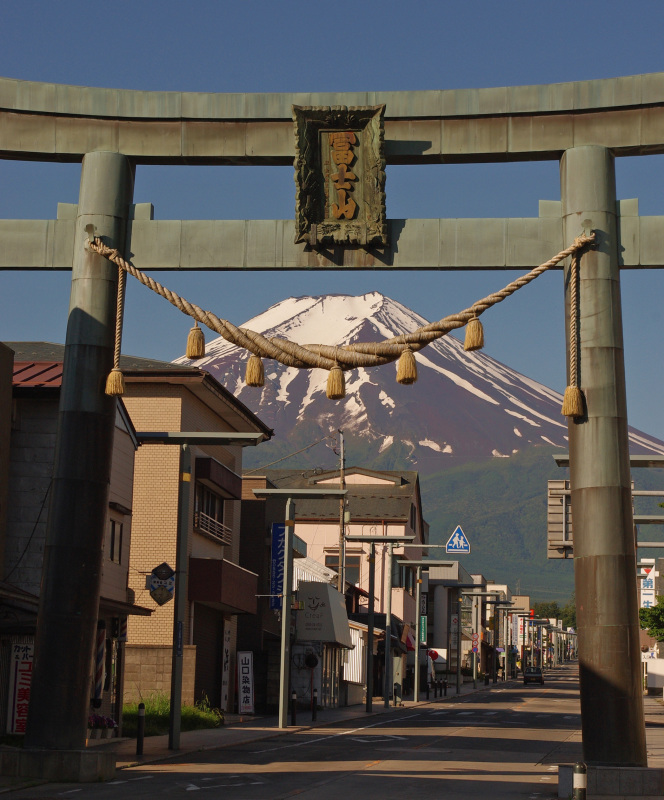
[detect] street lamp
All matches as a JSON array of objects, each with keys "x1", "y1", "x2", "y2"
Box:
[
  {"x1": 252, "y1": 487, "x2": 347, "y2": 729},
  {"x1": 345, "y1": 535, "x2": 416, "y2": 710},
  {"x1": 136, "y1": 431, "x2": 266, "y2": 750}
]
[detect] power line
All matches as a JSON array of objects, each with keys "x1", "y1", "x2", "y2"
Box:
[{"x1": 244, "y1": 434, "x2": 336, "y2": 474}]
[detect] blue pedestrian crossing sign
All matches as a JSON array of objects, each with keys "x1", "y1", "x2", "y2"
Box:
[{"x1": 446, "y1": 525, "x2": 471, "y2": 554}]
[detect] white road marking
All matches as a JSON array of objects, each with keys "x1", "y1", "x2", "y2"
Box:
[
  {"x1": 253, "y1": 714, "x2": 421, "y2": 754},
  {"x1": 351, "y1": 735, "x2": 406, "y2": 742}
]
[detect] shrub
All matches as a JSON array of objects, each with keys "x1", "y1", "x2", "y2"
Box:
[{"x1": 122, "y1": 692, "x2": 223, "y2": 737}]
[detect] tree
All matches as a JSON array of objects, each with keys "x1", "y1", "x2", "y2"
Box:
[
  {"x1": 533, "y1": 601, "x2": 560, "y2": 620},
  {"x1": 639, "y1": 596, "x2": 664, "y2": 641},
  {"x1": 560, "y1": 594, "x2": 576, "y2": 629}
]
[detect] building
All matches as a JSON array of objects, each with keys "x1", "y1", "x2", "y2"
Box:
[
  {"x1": 246, "y1": 466, "x2": 427, "y2": 704},
  {"x1": 120, "y1": 358, "x2": 272, "y2": 712},
  {"x1": 0, "y1": 342, "x2": 151, "y2": 735}
]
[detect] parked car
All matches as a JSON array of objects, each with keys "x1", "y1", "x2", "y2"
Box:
[{"x1": 523, "y1": 666, "x2": 544, "y2": 685}]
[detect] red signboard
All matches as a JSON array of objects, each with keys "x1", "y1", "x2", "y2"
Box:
[{"x1": 7, "y1": 643, "x2": 34, "y2": 734}]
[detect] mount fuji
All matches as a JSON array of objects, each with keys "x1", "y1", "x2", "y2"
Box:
[
  {"x1": 176, "y1": 291, "x2": 664, "y2": 470},
  {"x1": 175, "y1": 292, "x2": 664, "y2": 598}
]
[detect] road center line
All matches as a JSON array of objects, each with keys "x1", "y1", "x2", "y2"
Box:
[{"x1": 252, "y1": 713, "x2": 422, "y2": 754}]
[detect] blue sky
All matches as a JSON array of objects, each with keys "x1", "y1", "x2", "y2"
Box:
[{"x1": 2, "y1": 1, "x2": 664, "y2": 439}]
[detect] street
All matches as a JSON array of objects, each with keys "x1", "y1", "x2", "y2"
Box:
[{"x1": 10, "y1": 665, "x2": 582, "y2": 800}]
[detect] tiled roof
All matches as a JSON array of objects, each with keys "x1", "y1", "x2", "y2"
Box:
[
  {"x1": 5, "y1": 341, "x2": 183, "y2": 371},
  {"x1": 13, "y1": 361, "x2": 63, "y2": 387}
]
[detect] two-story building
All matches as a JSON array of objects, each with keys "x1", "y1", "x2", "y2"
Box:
[
  {"x1": 0, "y1": 342, "x2": 151, "y2": 735},
  {"x1": 120, "y1": 359, "x2": 272, "y2": 712},
  {"x1": 247, "y1": 466, "x2": 427, "y2": 704}
]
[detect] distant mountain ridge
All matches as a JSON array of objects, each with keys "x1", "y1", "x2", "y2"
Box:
[{"x1": 176, "y1": 291, "x2": 664, "y2": 470}]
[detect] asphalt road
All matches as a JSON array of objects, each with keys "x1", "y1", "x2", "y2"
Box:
[{"x1": 11, "y1": 665, "x2": 581, "y2": 800}]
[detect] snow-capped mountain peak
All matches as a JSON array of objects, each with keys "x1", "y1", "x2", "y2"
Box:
[{"x1": 176, "y1": 292, "x2": 664, "y2": 467}]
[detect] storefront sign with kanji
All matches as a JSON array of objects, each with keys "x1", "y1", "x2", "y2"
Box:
[
  {"x1": 7, "y1": 643, "x2": 34, "y2": 734},
  {"x1": 237, "y1": 651, "x2": 254, "y2": 715}
]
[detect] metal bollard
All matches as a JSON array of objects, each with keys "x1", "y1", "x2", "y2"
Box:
[
  {"x1": 312, "y1": 688, "x2": 317, "y2": 722},
  {"x1": 443, "y1": 679, "x2": 448, "y2": 697},
  {"x1": 484, "y1": 673, "x2": 490, "y2": 686},
  {"x1": 573, "y1": 762, "x2": 587, "y2": 799},
  {"x1": 291, "y1": 690, "x2": 297, "y2": 726},
  {"x1": 136, "y1": 702, "x2": 145, "y2": 756},
  {"x1": 425, "y1": 682, "x2": 430, "y2": 700}
]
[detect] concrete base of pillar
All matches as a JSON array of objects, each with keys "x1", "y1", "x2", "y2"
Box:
[
  {"x1": 558, "y1": 764, "x2": 664, "y2": 798},
  {"x1": 1, "y1": 748, "x2": 115, "y2": 783}
]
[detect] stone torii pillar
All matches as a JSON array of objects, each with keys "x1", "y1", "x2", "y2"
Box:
[
  {"x1": 561, "y1": 145, "x2": 646, "y2": 766},
  {"x1": 24, "y1": 152, "x2": 134, "y2": 753}
]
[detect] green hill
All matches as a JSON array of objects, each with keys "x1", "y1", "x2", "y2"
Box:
[{"x1": 421, "y1": 446, "x2": 575, "y2": 602}]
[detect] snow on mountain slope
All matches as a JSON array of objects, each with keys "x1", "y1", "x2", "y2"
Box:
[{"x1": 175, "y1": 292, "x2": 664, "y2": 467}]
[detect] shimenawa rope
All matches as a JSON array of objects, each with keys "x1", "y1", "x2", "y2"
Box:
[{"x1": 87, "y1": 233, "x2": 594, "y2": 414}]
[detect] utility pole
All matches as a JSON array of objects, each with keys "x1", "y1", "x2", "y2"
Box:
[
  {"x1": 279, "y1": 498, "x2": 296, "y2": 729},
  {"x1": 456, "y1": 590, "x2": 462, "y2": 694},
  {"x1": 337, "y1": 430, "x2": 345, "y2": 593},
  {"x1": 384, "y1": 543, "x2": 393, "y2": 708},
  {"x1": 169, "y1": 444, "x2": 190, "y2": 750},
  {"x1": 366, "y1": 542, "x2": 375, "y2": 712},
  {"x1": 414, "y1": 566, "x2": 422, "y2": 701}
]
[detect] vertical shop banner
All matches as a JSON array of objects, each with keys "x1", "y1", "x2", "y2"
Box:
[
  {"x1": 640, "y1": 568, "x2": 656, "y2": 609},
  {"x1": 7, "y1": 643, "x2": 34, "y2": 734},
  {"x1": 270, "y1": 523, "x2": 286, "y2": 610},
  {"x1": 220, "y1": 622, "x2": 232, "y2": 712},
  {"x1": 237, "y1": 651, "x2": 254, "y2": 714},
  {"x1": 419, "y1": 615, "x2": 427, "y2": 645}
]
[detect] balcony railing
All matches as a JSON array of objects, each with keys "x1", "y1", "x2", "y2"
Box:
[{"x1": 194, "y1": 511, "x2": 232, "y2": 546}]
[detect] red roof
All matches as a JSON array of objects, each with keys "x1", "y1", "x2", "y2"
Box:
[{"x1": 13, "y1": 361, "x2": 63, "y2": 388}]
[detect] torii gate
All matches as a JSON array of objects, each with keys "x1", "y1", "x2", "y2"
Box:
[{"x1": 2, "y1": 73, "x2": 664, "y2": 776}]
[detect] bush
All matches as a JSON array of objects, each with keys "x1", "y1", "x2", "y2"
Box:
[{"x1": 123, "y1": 692, "x2": 223, "y2": 737}]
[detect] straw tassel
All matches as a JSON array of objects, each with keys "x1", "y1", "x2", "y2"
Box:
[
  {"x1": 396, "y1": 347, "x2": 418, "y2": 385},
  {"x1": 105, "y1": 368, "x2": 125, "y2": 397},
  {"x1": 245, "y1": 354, "x2": 265, "y2": 387},
  {"x1": 561, "y1": 248, "x2": 584, "y2": 418},
  {"x1": 105, "y1": 266, "x2": 126, "y2": 397},
  {"x1": 561, "y1": 386, "x2": 584, "y2": 418},
  {"x1": 186, "y1": 321, "x2": 205, "y2": 359},
  {"x1": 326, "y1": 364, "x2": 346, "y2": 399},
  {"x1": 464, "y1": 316, "x2": 484, "y2": 351}
]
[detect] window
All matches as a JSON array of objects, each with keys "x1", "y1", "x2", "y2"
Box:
[
  {"x1": 325, "y1": 553, "x2": 361, "y2": 586},
  {"x1": 194, "y1": 483, "x2": 231, "y2": 545},
  {"x1": 195, "y1": 483, "x2": 224, "y2": 521},
  {"x1": 393, "y1": 561, "x2": 415, "y2": 595},
  {"x1": 109, "y1": 520, "x2": 123, "y2": 564}
]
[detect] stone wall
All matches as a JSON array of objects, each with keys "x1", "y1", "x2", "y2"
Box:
[{"x1": 124, "y1": 644, "x2": 196, "y2": 706}]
